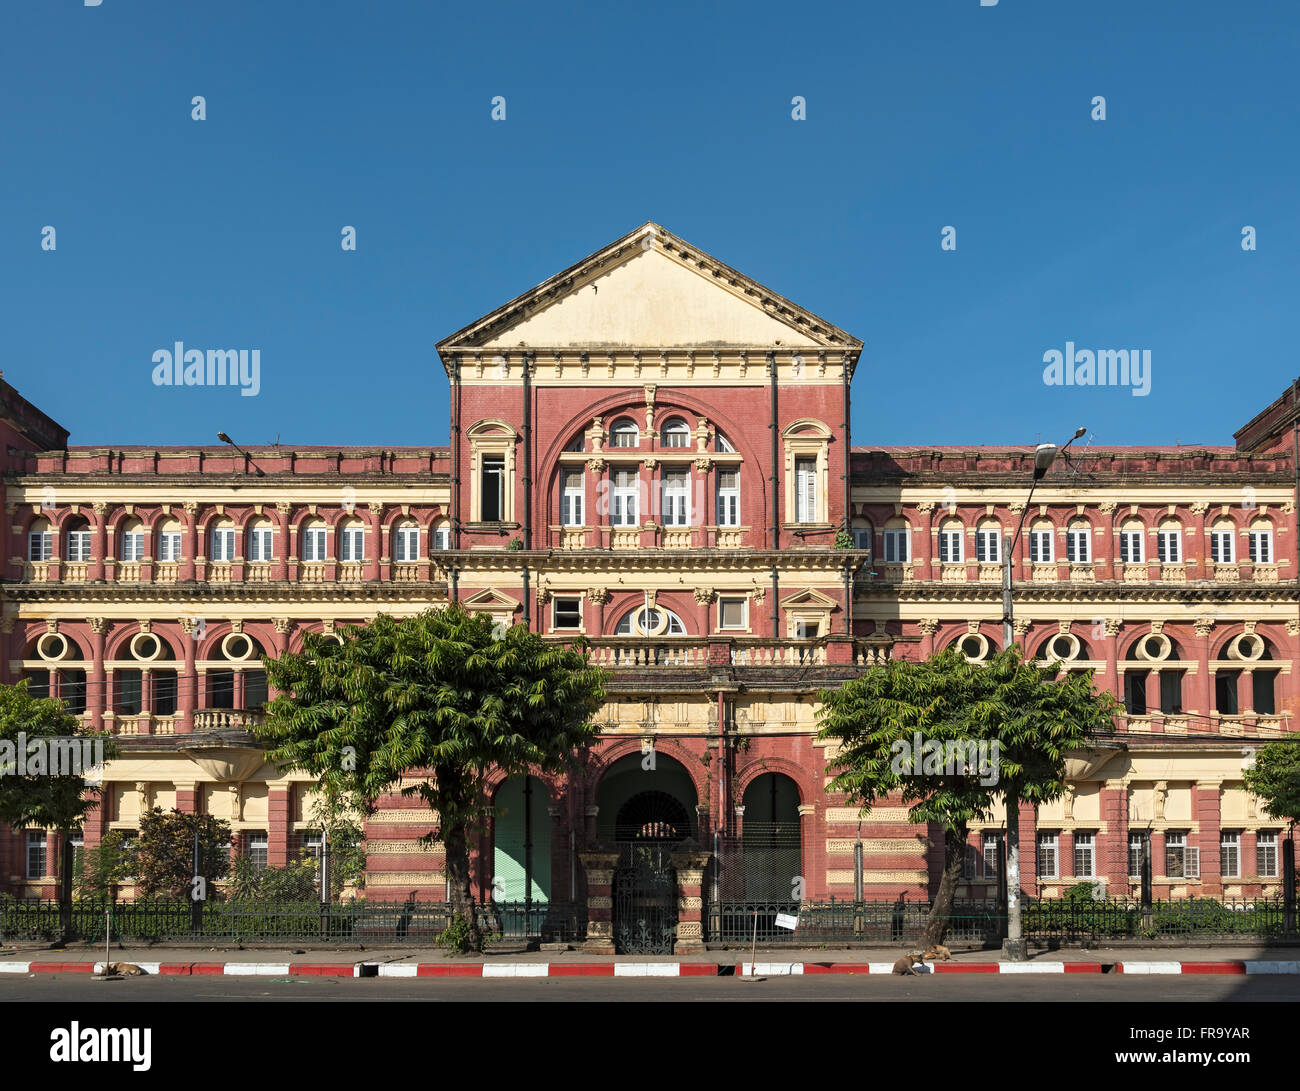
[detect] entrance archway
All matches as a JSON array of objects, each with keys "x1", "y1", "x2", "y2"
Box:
[
  {"x1": 740, "y1": 773, "x2": 802, "y2": 902},
  {"x1": 492, "y1": 775, "x2": 551, "y2": 927},
  {"x1": 596, "y1": 752, "x2": 698, "y2": 954}
]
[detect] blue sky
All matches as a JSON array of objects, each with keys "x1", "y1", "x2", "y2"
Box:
[{"x1": 2, "y1": 1, "x2": 1297, "y2": 450}]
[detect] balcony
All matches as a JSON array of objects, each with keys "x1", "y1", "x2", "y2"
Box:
[
  {"x1": 192, "y1": 708, "x2": 267, "y2": 732},
  {"x1": 548, "y1": 636, "x2": 887, "y2": 671}
]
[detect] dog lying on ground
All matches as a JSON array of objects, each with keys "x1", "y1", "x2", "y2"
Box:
[
  {"x1": 106, "y1": 962, "x2": 145, "y2": 976},
  {"x1": 921, "y1": 944, "x2": 951, "y2": 961},
  {"x1": 891, "y1": 954, "x2": 925, "y2": 976}
]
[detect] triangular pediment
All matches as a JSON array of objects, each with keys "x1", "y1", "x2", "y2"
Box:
[
  {"x1": 461, "y1": 588, "x2": 520, "y2": 612},
  {"x1": 780, "y1": 587, "x2": 839, "y2": 610},
  {"x1": 437, "y1": 223, "x2": 861, "y2": 356}
]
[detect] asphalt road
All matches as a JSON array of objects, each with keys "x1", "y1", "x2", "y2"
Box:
[{"x1": 3, "y1": 973, "x2": 1297, "y2": 1002}]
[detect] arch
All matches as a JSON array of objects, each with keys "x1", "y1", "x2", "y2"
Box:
[
  {"x1": 781, "y1": 417, "x2": 832, "y2": 439},
  {"x1": 491, "y1": 773, "x2": 553, "y2": 904},
  {"x1": 608, "y1": 417, "x2": 640, "y2": 448},
  {"x1": 739, "y1": 772, "x2": 803, "y2": 902},
  {"x1": 613, "y1": 605, "x2": 687, "y2": 637},
  {"x1": 590, "y1": 743, "x2": 707, "y2": 835}
]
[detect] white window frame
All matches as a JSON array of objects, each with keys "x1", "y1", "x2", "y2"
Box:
[
  {"x1": 937, "y1": 527, "x2": 963, "y2": 564},
  {"x1": 121, "y1": 529, "x2": 147, "y2": 562},
  {"x1": 246, "y1": 832, "x2": 269, "y2": 873},
  {"x1": 1257, "y1": 831, "x2": 1278, "y2": 878},
  {"x1": 1249, "y1": 529, "x2": 1273, "y2": 563},
  {"x1": 612, "y1": 470, "x2": 639, "y2": 527},
  {"x1": 480, "y1": 456, "x2": 506, "y2": 522},
  {"x1": 1037, "y1": 833, "x2": 1059, "y2": 880},
  {"x1": 883, "y1": 527, "x2": 910, "y2": 563},
  {"x1": 1129, "y1": 832, "x2": 1149, "y2": 878},
  {"x1": 794, "y1": 458, "x2": 818, "y2": 524},
  {"x1": 561, "y1": 471, "x2": 585, "y2": 527},
  {"x1": 208, "y1": 528, "x2": 236, "y2": 563},
  {"x1": 66, "y1": 530, "x2": 92, "y2": 562},
  {"x1": 1073, "y1": 832, "x2": 1095, "y2": 879},
  {"x1": 552, "y1": 595, "x2": 583, "y2": 631},
  {"x1": 1165, "y1": 832, "x2": 1200, "y2": 879},
  {"x1": 394, "y1": 524, "x2": 421, "y2": 562},
  {"x1": 1028, "y1": 528, "x2": 1053, "y2": 564},
  {"x1": 248, "y1": 526, "x2": 274, "y2": 563},
  {"x1": 660, "y1": 420, "x2": 691, "y2": 449},
  {"x1": 1220, "y1": 831, "x2": 1240, "y2": 878},
  {"x1": 717, "y1": 470, "x2": 740, "y2": 528},
  {"x1": 302, "y1": 526, "x2": 328, "y2": 562},
  {"x1": 339, "y1": 525, "x2": 365, "y2": 563},
  {"x1": 982, "y1": 833, "x2": 1003, "y2": 878},
  {"x1": 610, "y1": 420, "x2": 639, "y2": 449},
  {"x1": 158, "y1": 531, "x2": 182, "y2": 562},
  {"x1": 718, "y1": 596, "x2": 748, "y2": 631},
  {"x1": 661, "y1": 468, "x2": 690, "y2": 527},
  {"x1": 1119, "y1": 528, "x2": 1144, "y2": 564},
  {"x1": 1066, "y1": 527, "x2": 1092, "y2": 563},
  {"x1": 28, "y1": 530, "x2": 52, "y2": 562},
  {"x1": 1157, "y1": 528, "x2": 1182, "y2": 563},
  {"x1": 432, "y1": 524, "x2": 451, "y2": 551},
  {"x1": 974, "y1": 528, "x2": 1001, "y2": 563},
  {"x1": 1210, "y1": 528, "x2": 1235, "y2": 564},
  {"x1": 26, "y1": 830, "x2": 46, "y2": 879}
]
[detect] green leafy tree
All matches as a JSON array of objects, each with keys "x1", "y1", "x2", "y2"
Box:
[
  {"x1": 133, "y1": 807, "x2": 231, "y2": 901},
  {"x1": 0, "y1": 679, "x2": 115, "y2": 942},
  {"x1": 1243, "y1": 741, "x2": 1300, "y2": 832},
  {"x1": 256, "y1": 605, "x2": 606, "y2": 950},
  {"x1": 75, "y1": 829, "x2": 132, "y2": 899},
  {"x1": 226, "y1": 855, "x2": 319, "y2": 901},
  {"x1": 817, "y1": 647, "x2": 1120, "y2": 948}
]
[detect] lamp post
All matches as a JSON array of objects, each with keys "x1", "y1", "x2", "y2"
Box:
[{"x1": 1000, "y1": 426, "x2": 1085, "y2": 961}]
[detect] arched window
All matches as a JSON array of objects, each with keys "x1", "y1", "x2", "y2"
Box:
[
  {"x1": 120, "y1": 517, "x2": 147, "y2": 563},
  {"x1": 1248, "y1": 519, "x2": 1274, "y2": 564},
  {"x1": 1027, "y1": 519, "x2": 1053, "y2": 564},
  {"x1": 27, "y1": 518, "x2": 53, "y2": 562},
  {"x1": 610, "y1": 419, "x2": 639, "y2": 449},
  {"x1": 660, "y1": 417, "x2": 691, "y2": 449},
  {"x1": 974, "y1": 519, "x2": 1001, "y2": 563},
  {"x1": 247, "y1": 517, "x2": 275, "y2": 563},
  {"x1": 564, "y1": 433, "x2": 585, "y2": 453},
  {"x1": 1066, "y1": 519, "x2": 1092, "y2": 563},
  {"x1": 1209, "y1": 519, "x2": 1236, "y2": 564},
  {"x1": 950, "y1": 631, "x2": 994, "y2": 662},
  {"x1": 716, "y1": 431, "x2": 735, "y2": 453},
  {"x1": 208, "y1": 518, "x2": 236, "y2": 563},
  {"x1": 851, "y1": 518, "x2": 874, "y2": 553},
  {"x1": 937, "y1": 519, "x2": 964, "y2": 564},
  {"x1": 301, "y1": 518, "x2": 328, "y2": 562},
  {"x1": 882, "y1": 518, "x2": 910, "y2": 563},
  {"x1": 614, "y1": 606, "x2": 686, "y2": 636},
  {"x1": 338, "y1": 517, "x2": 365, "y2": 563},
  {"x1": 157, "y1": 517, "x2": 183, "y2": 563},
  {"x1": 1118, "y1": 519, "x2": 1145, "y2": 564},
  {"x1": 431, "y1": 520, "x2": 451, "y2": 551}
]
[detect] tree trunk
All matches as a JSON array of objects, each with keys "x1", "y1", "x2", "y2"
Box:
[
  {"x1": 921, "y1": 824, "x2": 966, "y2": 949},
  {"x1": 443, "y1": 820, "x2": 482, "y2": 950},
  {"x1": 57, "y1": 829, "x2": 74, "y2": 945}
]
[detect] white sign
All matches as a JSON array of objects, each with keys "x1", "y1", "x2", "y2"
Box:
[{"x1": 774, "y1": 913, "x2": 798, "y2": 931}]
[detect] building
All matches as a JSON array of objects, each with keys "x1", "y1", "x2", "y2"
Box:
[{"x1": 2, "y1": 223, "x2": 1297, "y2": 951}]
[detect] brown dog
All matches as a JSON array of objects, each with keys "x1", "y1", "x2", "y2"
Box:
[
  {"x1": 891, "y1": 954, "x2": 924, "y2": 976},
  {"x1": 107, "y1": 962, "x2": 145, "y2": 976},
  {"x1": 922, "y1": 944, "x2": 952, "y2": 961}
]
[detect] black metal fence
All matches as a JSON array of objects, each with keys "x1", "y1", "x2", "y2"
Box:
[
  {"x1": 707, "y1": 895, "x2": 1297, "y2": 946},
  {"x1": 0, "y1": 898, "x2": 587, "y2": 945}
]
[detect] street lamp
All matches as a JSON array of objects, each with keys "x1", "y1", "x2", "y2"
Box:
[
  {"x1": 999, "y1": 426, "x2": 1085, "y2": 961},
  {"x1": 217, "y1": 432, "x2": 266, "y2": 477}
]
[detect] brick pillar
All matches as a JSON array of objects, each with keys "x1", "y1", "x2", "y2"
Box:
[
  {"x1": 89, "y1": 506, "x2": 108, "y2": 581},
  {"x1": 1018, "y1": 801, "x2": 1037, "y2": 897},
  {"x1": 179, "y1": 627, "x2": 196, "y2": 733},
  {"x1": 175, "y1": 784, "x2": 198, "y2": 815},
  {"x1": 1198, "y1": 621, "x2": 1215, "y2": 725},
  {"x1": 915, "y1": 504, "x2": 933, "y2": 578},
  {"x1": 1239, "y1": 669, "x2": 1255, "y2": 716},
  {"x1": 670, "y1": 850, "x2": 711, "y2": 953},
  {"x1": 274, "y1": 505, "x2": 291, "y2": 581},
  {"x1": 268, "y1": 787, "x2": 291, "y2": 867},
  {"x1": 88, "y1": 620, "x2": 107, "y2": 733},
  {"x1": 1151, "y1": 830, "x2": 1166, "y2": 891},
  {"x1": 579, "y1": 851, "x2": 619, "y2": 953},
  {"x1": 181, "y1": 506, "x2": 198, "y2": 582},
  {"x1": 1242, "y1": 831, "x2": 1258, "y2": 895},
  {"x1": 1196, "y1": 783, "x2": 1222, "y2": 895},
  {"x1": 1146, "y1": 670, "x2": 1163, "y2": 730},
  {"x1": 366, "y1": 504, "x2": 383, "y2": 582},
  {"x1": 1102, "y1": 783, "x2": 1128, "y2": 891},
  {"x1": 1103, "y1": 620, "x2": 1120, "y2": 706}
]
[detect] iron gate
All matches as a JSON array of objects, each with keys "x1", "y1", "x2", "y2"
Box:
[{"x1": 613, "y1": 840, "x2": 678, "y2": 954}]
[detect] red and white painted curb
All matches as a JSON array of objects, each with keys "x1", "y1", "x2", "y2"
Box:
[{"x1": 1, "y1": 957, "x2": 1297, "y2": 977}]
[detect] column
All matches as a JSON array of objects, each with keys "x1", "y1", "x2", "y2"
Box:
[
  {"x1": 1103, "y1": 619, "x2": 1120, "y2": 705},
  {"x1": 274, "y1": 503, "x2": 291, "y2": 581},
  {"x1": 670, "y1": 849, "x2": 711, "y2": 953},
  {"x1": 268, "y1": 786, "x2": 291, "y2": 867},
  {"x1": 579, "y1": 851, "x2": 619, "y2": 953},
  {"x1": 1195, "y1": 782, "x2": 1222, "y2": 895},
  {"x1": 1241, "y1": 831, "x2": 1258, "y2": 895},
  {"x1": 366, "y1": 503, "x2": 383, "y2": 582},
  {"x1": 1146, "y1": 669, "x2": 1163, "y2": 730},
  {"x1": 179, "y1": 621, "x2": 197, "y2": 733},
  {"x1": 919, "y1": 618, "x2": 938, "y2": 658},
  {"x1": 90, "y1": 503, "x2": 108, "y2": 582},
  {"x1": 798, "y1": 802, "x2": 818, "y2": 902},
  {"x1": 915, "y1": 502, "x2": 934, "y2": 579},
  {"x1": 89, "y1": 619, "x2": 107, "y2": 733},
  {"x1": 181, "y1": 503, "x2": 198, "y2": 582},
  {"x1": 1196, "y1": 619, "x2": 1216, "y2": 728},
  {"x1": 1101, "y1": 781, "x2": 1128, "y2": 892}
]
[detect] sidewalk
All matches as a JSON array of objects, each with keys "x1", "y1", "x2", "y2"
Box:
[{"x1": 2, "y1": 941, "x2": 1298, "y2": 977}]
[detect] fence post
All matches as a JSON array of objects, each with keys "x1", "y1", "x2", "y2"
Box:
[
  {"x1": 1284, "y1": 835, "x2": 1296, "y2": 937},
  {"x1": 1140, "y1": 838, "x2": 1153, "y2": 936}
]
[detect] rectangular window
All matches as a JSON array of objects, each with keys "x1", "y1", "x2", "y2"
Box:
[
  {"x1": 1119, "y1": 529, "x2": 1144, "y2": 564},
  {"x1": 1160, "y1": 671, "x2": 1183, "y2": 714},
  {"x1": 982, "y1": 833, "x2": 1003, "y2": 879},
  {"x1": 1220, "y1": 832, "x2": 1240, "y2": 879},
  {"x1": 1028, "y1": 528, "x2": 1053, "y2": 564},
  {"x1": 612, "y1": 470, "x2": 639, "y2": 527},
  {"x1": 302, "y1": 526, "x2": 328, "y2": 562},
  {"x1": 66, "y1": 530, "x2": 91, "y2": 562},
  {"x1": 717, "y1": 470, "x2": 740, "y2": 527},
  {"x1": 248, "y1": 527, "x2": 274, "y2": 563},
  {"x1": 26, "y1": 831, "x2": 47, "y2": 879},
  {"x1": 28, "y1": 531, "x2": 53, "y2": 562},
  {"x1": 1123, "y1": 672, "x2": 1147, "y2": 716},
  {"x1": 1257, "y1": 832, "x2": 1278, "y2": 878},
  {"x1": 152, "y1": 672, "x2": 178, "y2": 717},
  {"x1": 1157, "y1": 529, "x2": 1182, "y2": 563},
  {"x1": 661, "y1": 469, "x2": 690, "y2": 527},
  {"x1": 962, "y1": 843, "x2": 979, "y2": 879},
  {"x1": 114, "y1": 669, "x2": 143, "y2": 716},
  {"x1": 1165, "y1": 832, "x2": 1199, "y2": 879},
  {"x1": 1066, "y1": 528, "x2": 1092, "y2": 563},
  {"x1": 1073, "y1": 832, "x2": 1095, "y2": 879},
  {"x1": 553, "y1": 596, "x2": 582, "y2": 630},
  {"x1": 561, "y1": 471, "x2": 584, "y2": 527},
  {"x1": 209, "y1": 528, "x2": 236, "y2": 562},
  {"x1": 1210, "y1": 530, "x2": 1234, "y2": 564},
  {"x1": 975, "y1": 528, "x2": 1000, "y2": 563},
  {"x1": 883, "y1": 528, "x2": 910, "y2": 563},
  {"x1": 246, "y1": 832, "x2": 269, "y2": 873},
  {"x1": 794, "y1": 458, "x2": 818, "y2": 523},
  {"x1": 1249, "y1": 530, "x2": 1273, "y2": 563},
  {"x1": 298, "y1": 832, "x2": 323, "y2": 864},
  {"x1": 158, "y1": 531, "x2": 182, "y2": 562},
  {"x1": 339, "y1": 526, "x2": 365, "y2": 562},
  {"x1": 1129, "y1": 832, "x2": 1149, "y2": 878},
  {"x1": 1253, "y1": 671, "x2": 1277, "y2": 716},
  {"x1": 1037, "y1": 833, "x2": 1058, "y2": 880},
  {"x1": 481, "y1": 457, "x2": 505, "y2": 522},
  {"x1": 938, "y1": 528, "x2": 963, "y2": 564},
  {"x1": 70, "y1": 833, "x2": 84, "y2": 874},
  {"x1": 245, "y1": 670, "x2": 268, "y2": 709},
  {"x1": 209, "y1": 669, "x2": 235, "y2": 710},
  {"x1": 394, "y1": 525, "x2": 421, "y2": 562},
  {"x1": 432, "y1": 525, "x2": 450, "y2": 551},
  {"x1": 719, "y1": 597, "x2": 747, "y2": 630},
  {"x1": 121, "y1": 531, "x2": 146, "y2": 562},
  {"x1": 118, "y1": 831, "x2": 138, "y2": 878}
]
